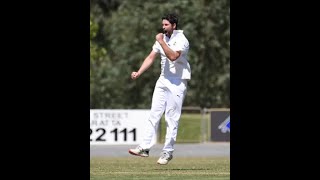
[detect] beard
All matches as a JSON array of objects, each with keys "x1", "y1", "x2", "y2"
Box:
[{"x1": 163, "y1": 29, "x2": 170, "y2": 37}]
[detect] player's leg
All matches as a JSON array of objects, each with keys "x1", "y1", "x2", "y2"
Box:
[
  {"x1": 129, "y1": 79, "x2": 167, "y2": 157},
  {"x1": 158, "y1": 79, "x2": 187, "y2": 164},
  {"x1": 140, "y1": 81, "x2": 167, "y2": 149}
]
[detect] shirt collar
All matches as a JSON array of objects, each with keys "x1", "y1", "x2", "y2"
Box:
[
  {"x1": 173, "y1": 30, "x2": 183, "y2": 35},
  {"x1": 168, "y1": 30, "x2": 183, "y2": 39}
]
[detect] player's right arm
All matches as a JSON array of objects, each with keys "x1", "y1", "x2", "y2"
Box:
[{"x1": 131, "y1": 50, "x2": 158, "y2": 80}]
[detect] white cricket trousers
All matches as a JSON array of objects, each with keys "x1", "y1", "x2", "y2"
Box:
[{"x1": 140, "y1": 76, "x2": 187, "y2": 153}]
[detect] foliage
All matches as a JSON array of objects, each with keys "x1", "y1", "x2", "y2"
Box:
[{"x1": 90, "y1": 0, "x2": 230, "y2": 108}]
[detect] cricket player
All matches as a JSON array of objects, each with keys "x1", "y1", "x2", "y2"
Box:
[{"x1": 129, "y1": 13, "x2": 191, "y2": 165}]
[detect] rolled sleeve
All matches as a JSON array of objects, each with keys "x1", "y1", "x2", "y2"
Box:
[{"x1": 152, "y1": 41, "x2": 160, "y2": 53}]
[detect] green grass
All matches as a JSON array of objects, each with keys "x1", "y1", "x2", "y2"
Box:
[
  {"x1": 90, "y1": 157, "x2": 230, "y2": 180},
  {"x1": 159, "y1": 113, "x2": 209, "y2": 143}
]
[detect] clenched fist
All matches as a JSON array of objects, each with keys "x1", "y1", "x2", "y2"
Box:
[
  {"x1": 131, "y1": 71, "x2": 140, "y2": 80},
  {"x1": 156, "y1": 33, "x2": 164, "y2": 42}
]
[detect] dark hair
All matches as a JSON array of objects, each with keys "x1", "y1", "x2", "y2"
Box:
[{"x1": 162, "y1": 13, "x2": 179, "y2": 30}]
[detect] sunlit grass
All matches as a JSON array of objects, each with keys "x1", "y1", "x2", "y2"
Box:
[{"x1": 90, "y1": 157, "x2": 230, "y2": 180}]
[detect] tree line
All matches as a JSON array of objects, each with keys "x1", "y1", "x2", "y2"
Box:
[{"x1": 90, "y1": 0, "x2": 230, "y2": 109}]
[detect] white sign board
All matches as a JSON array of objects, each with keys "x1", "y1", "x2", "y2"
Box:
[{"x1": 90, "y1": 109, "x2": 154, "y2": 145}]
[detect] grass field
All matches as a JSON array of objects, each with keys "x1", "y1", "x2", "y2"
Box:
[
  {"x1": 90, "y1": 157, "x2": 230, "y2": 180},
  {"x1": 159, "y1": 113, "x2": 209, "y2": 143}
]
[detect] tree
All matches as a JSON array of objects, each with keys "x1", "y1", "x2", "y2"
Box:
[{"x1": 90, "y1": 0, "x2": 230, "y2": 108}]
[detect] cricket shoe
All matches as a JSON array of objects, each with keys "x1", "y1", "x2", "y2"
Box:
[
  {"x1": 128, "y1": 146, "x2": 149, "y2": 157},
  {"x1": 157, "y1": 151, "x2": 173, "y2": 165}
]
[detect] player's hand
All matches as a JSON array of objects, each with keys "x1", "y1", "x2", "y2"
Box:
[
  {"x1": 156, "y1": 33, "x2": 164, "y2": 42},
  {"x1": 131, "y1": 71, "x2": 140, "y2": 80}
]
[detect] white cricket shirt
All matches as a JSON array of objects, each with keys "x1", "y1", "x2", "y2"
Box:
[{"x1": 152, "y1": 30, "x2": 191, "y2": 80}]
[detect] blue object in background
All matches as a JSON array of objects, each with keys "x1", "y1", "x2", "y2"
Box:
[{"x1": 218, "y1": 116, "x2": 230, "y2": 133}]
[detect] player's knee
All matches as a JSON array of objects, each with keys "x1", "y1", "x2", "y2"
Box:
[{"x1": 166, "y1": 106, "x2": 176, "y2": 117}]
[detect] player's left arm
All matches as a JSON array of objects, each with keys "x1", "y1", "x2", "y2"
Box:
[{"x1": 156, "y1": 33, "x2": 181, "y2": 61}]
